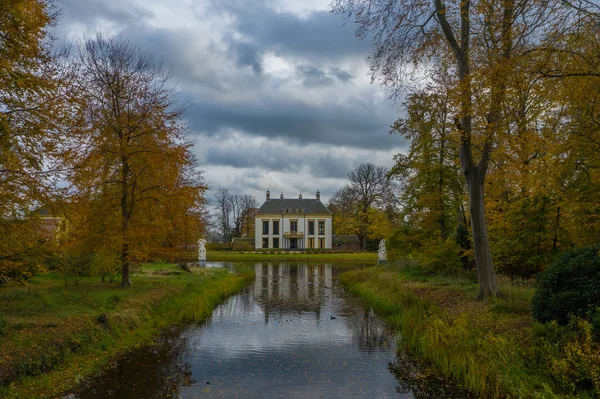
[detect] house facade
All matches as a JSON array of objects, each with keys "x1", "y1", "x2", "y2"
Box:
[{"x1": 255, "y1": 190, "x2": 332, "y2": 250}]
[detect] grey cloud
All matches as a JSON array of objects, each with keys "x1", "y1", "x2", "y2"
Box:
[
  {"x1": 200, "y1": 139, "x2": 354, "y2": 180},
  {"x1": 186, "y1": 94, "x2": 399, "y2": 150},
  {"x1": 226, "y1": 37, "x2": 264, "y2": 75},
  {"x1": 330, "y1": 67, "x2": 353, "y2": 82},
  {"x1": 295, "y1": 64, "x2": 354, "y2": 87},
  {"x1": 296, "y1": 65, "x2": 335, "y2": 88},
  {"x1": 61, "y1": 0, "x2": 152, "y2": 26},
  {"x1": 222, "y1": 2, "x2": 370, "y2": 62},
  {"x1": 56, "y1": 0, "x2": 403, "y2": 202}
]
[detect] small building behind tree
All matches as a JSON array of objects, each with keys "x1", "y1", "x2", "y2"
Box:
[{"x1": 332, "y1": 235, "x2": 361, "y2": 251}]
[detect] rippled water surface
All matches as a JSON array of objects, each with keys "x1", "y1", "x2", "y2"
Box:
[{"x1": 77, "y1": 262, "x2": 469, "y2": 398}]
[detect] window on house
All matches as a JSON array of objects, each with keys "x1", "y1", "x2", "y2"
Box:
[
  {"x1": 273, "y1": 237, "x2": 279, "y2": 248},
  {"x1": 308, "y1": 238, "x2": 314, "y2": 248},
  {"x1": 319, "y1": 238, "x2": 325, "y2": 249},
  {"x1": 318, "y1": 221, "x2": 325, "y2": 235},
  {"x1": 262, "y1": 220, "x2": 269, "y2": 235},
  {"x1": 308, "y1": 221, "x2": 315, "y2": 235},
  {"x1": 273, "y1": 220, "x2": 280, "y2": 235},
  {"x1": 262, "y1": 238, "x2": 269, "y2": 248},
  {"x1": 290, "y1": 220, "x2": 298, "y2": 232}
]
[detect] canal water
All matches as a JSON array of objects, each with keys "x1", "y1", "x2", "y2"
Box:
[{"x1": 76, "y1": 262, "x2": 469, "y2": 398}]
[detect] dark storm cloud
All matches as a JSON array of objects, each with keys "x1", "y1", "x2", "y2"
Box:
[
  {"x1": 200, "y1": 136, "x2": 356, "y2": 179},
  {"x1": 54, "y1": 0, "x2": 407, "y2": 199},
  {"x1": 221, "y1": 2, "x2": 370, "y2": 61},
  {"x1": 186, "y1": 95, "x2": 398, "y2": 149}
]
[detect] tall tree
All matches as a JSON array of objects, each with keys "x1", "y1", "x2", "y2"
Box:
[
  {"x1": 214, "y1": 189, "x2": 233, "y2": 242},
  {"x1": 347, "y1": 163, "x2": 390, "y2": 250},
  {"x1": 389, "y1": 69, "x2": 470, "y2": 269},
  {"x1": 240, "y1": 195, "x2": 258, "y2": 237},
  {"x1": 332, "y1": 0, "x2": 592, "y2": 298},
  {"x1": 0, "y1": 0, "x2": 75, "y2": 275},
  {"x1": 71, "y1": 35, "x2": 191, "y2": 287}
]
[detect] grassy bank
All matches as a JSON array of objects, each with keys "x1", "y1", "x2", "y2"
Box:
[
  {"x1": 339, "y1": 265, "x2": 596, "y2": 398},
  {"x1": 207, "y1": 251, "x2": 377, "y2": 262},
  {"x1": 0, "y1": 263, "x2": 253, "y2": 398}
]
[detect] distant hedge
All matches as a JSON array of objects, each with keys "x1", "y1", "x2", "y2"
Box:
[
  {"x1": 206, "y1": 243, "x2": 232, "y2": 251},
  {"x1": 532, "y1": 245, "x2": 600, "y2": 328}
]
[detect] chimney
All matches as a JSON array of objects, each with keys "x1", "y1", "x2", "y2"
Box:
[
  {"x1": 299, "y1": 192, "x2": 303, "y2": 199},
  {"x1": 266, "y1": 189, "x2": 270, "y2": 201},
  {"x1": 316, "y1": 189, "x2": 320, "y2": 201},
  {"x1": 280, "y1": 192, "x2": 284, "y2": 199}
]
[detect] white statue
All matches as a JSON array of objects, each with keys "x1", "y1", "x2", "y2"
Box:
[
  {"x1": 198, "y1": 238, "x2": 207, "y2": 265},
  {"x1": 378, "y1": 239, "x2": 387, "y2": 264}
]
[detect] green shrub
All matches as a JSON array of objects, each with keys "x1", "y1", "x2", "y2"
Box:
[
  {"x1": 206, "y1": 243, "x2": 232, "y2": 251},
  {"x1": 417, "y1": 238, "x2": 463, "y2": 274},
  {"x1": 91, "y1": 252, "x2": 120, "y2": 282},
  {"x1": 0, "y1": 261, "x2": 34, "y2": 286},
  {"x1": 533, "y1": 317, "x2": 600, "y2": 395},
  {"x1": 532, "y1": 245, "x2": 600, "y2": 329}
]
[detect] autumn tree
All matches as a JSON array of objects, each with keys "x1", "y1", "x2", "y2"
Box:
[
  {"x1": 348, "y1": 164, "x2": 391, "y2": 250},
  {"x1": 0, "y1": 0, "x2": 76, "y2": 281},
  {"x1": 389, "y1": 68, "x2": 471, "y2": 270},
  {"x1": 329, "y1": 186, "x2": 360, "y2": 237},
  {"x1": 239, "y1": 195, "x2": 258, "y2": 237},
  {"x1": 332, "y1": 0, "x2": 595, "y2": 298},
  {"x1": 329, "y1": 164, "x2": 393, "y2": 250},
  {"x1": 69, "y1": 35, "x2": 198, "y2": 287}
]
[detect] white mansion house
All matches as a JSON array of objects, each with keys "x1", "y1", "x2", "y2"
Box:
[{"x1": 254, "y1": 189, "x2": 333, "y2": 250}]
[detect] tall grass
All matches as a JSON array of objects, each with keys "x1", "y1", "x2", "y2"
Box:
[{"x1": 339, "y1": 267, "x2": 565, "y2": 398}]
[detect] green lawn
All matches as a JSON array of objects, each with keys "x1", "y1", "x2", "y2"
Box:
[
  {"x1": 0, "y1": 263, "x2": 253, "y2": 398},
  {"x1": 207, "y1": 251, "x2": 378, "y2": 262}
]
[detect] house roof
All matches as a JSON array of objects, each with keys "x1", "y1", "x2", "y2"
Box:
[
  {"x1": 256, "y1": 199, "x2": 332, "y2": 215},
  {"x1": 333, "y1": 235, "x2": 360, "y2": 244}
]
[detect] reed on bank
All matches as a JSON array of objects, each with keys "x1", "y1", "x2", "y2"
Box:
[{"x1": 339, "y1": 265, "x2": 597, "y2": 398}]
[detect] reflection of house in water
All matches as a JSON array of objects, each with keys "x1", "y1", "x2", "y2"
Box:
[{"x1": 254, "y1": 263, "x2": 334, "y2": 323}]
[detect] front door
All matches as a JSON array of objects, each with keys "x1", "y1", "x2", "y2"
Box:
[{"x1": 290, "y1": 238, "x2": 298, "y2": 249}]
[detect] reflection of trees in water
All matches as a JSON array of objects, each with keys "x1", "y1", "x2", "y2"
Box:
[
  {"x1": 77, "y1": 329, "x2": 194, "y2": 399},
  {"x1": 354, "y1": 308, "x2": 389, "y2": 351},
  {"x1": 389, "y1": 350, "x2": 473, "y2": 399}
]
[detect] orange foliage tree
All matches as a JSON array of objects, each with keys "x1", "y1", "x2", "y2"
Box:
[{"x1": 66, "y1": 35, "x2": 206, "y2": 287}]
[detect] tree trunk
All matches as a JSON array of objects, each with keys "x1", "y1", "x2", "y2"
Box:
[
  {"x1": 467, "y1": 167, "x2": 500, "y2": 299},
  {"x1": 438, "y1": 136, "x2": 446, "y2": 240},
  {"x1": 552, "y1": 206, "x2": 560, "y2": 251},
  {"x1": 361, "y1": 207, "x2": 368, "y2": 251},
  {"x1": 121, "y1": 241, "x2": 131, "y2": 287},
  {"x1": 120, "y1": 155, "x2": 132, "y2": 288}
]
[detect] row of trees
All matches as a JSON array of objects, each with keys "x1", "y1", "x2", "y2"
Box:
[
  {"x1": 328, "y1": 164, "x2": 397, "y2": 250},
  {"x1": 212, "y1": 189, "x2": 257, "y2": 242},
  {"x1": 333, "y1": 0, "x2": 600, "y2": 298},
  {"x1": 1, "y1": 1, "x2": 206, "y2": 287}
]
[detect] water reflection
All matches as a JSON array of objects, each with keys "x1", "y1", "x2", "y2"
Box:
[{"x1": 77, "y1": 262, "x2": 470, "y2": 399}]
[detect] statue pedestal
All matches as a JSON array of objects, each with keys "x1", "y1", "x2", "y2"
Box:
[
  {"x1": 198, "y1": 260, "x2": 206, "y2": 267},
  {"x1": 378, "y1": 259, "x2": 387, "y2": 265}
]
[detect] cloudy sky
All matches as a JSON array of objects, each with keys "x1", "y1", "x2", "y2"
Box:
[{"x1": 54, "y1": 0, "x2": 407, "y2": 203}]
